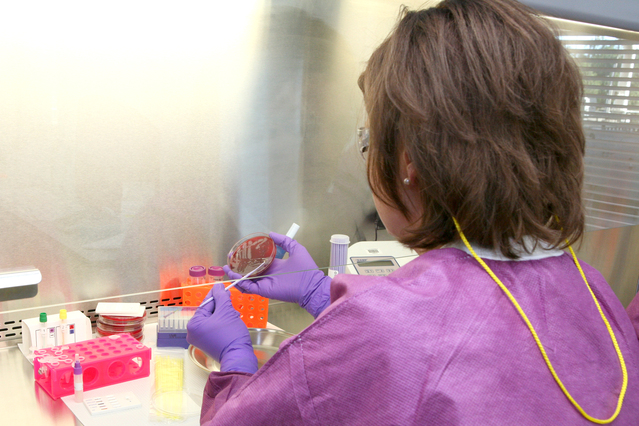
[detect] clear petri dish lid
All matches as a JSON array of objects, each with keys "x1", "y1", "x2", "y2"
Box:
[
  {"x1": 96, "y1": 327, "x2": 144, "y2": 342},
  {"x1": 96, "y1": 319, "x2": 145, "y2": 333},
  {"x1": 227, "y1": 233, "x2": 276, "y2": 276},
  {"x1": 152, "y1": 390, "x2": 201, "y2": 419}
]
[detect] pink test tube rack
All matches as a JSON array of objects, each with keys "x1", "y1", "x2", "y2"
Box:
[{"x1": 33, "y1": 333, "x2": 151, "y2": 400}]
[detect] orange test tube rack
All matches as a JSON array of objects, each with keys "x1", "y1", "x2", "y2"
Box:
[
  {"x1": 182, "y1": 282, "x2": 268, "y2": 328},
  {"x1": 229, "y1": 287, "x2": 268, "y2": 328},
  {"x1": 181, "y1": 282, "x2": 213, "y2": 307}
]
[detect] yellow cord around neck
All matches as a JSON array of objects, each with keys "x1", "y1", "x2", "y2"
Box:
[{"x1": 452, "y1": 218, "x2": 627, "y2": 424}]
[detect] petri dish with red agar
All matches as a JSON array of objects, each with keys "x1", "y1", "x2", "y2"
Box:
[
  {"x1": 227, "y1": 233, "x2": 276, "y2": 276},
  {"x1": 98, "y1": 310, "x2": 147, "y2": 327},
  {"x1": 96, "y1": 323, "x2": 144, "y2": 342},
  {"x1": 96, "y1": 310, "x2": 147, "y2": 342}
]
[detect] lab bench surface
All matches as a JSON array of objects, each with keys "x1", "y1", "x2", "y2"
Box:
[
  {"x1": 0, "y1": 302, "x2": 314, "y2": 425},
  {"x1": 0, "y1": 342, "x2": 81, "y2": 425}
]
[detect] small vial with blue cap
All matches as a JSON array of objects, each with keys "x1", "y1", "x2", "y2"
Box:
[{"x1": 275, "y1": 223, "x2": 300, "y2": 259}]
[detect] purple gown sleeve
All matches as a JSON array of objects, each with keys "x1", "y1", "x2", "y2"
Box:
[
  {"x1": 199, "y1": 335, "x2": 313, "y2": 426},
  {"x1": 199, "y1": 277, "x2": 371, "y2": 425},
  {"x1": 626, "y1": 292, "x2": 639, "y2": 340},
  {"x1": 200, "y1": 372, "x2": 253, "y2": 422}
]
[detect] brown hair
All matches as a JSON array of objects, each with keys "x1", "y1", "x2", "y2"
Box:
[{"x1": 359, "y1": 0, "x2": 585, "y2": 258}]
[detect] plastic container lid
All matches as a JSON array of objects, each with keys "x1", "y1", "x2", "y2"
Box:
[
  {"x1": 227, "y1": 233, "x2": 276, "y2": 276},
  {"x1": 59, "y1": 309, "x2": 67, "y2": 320},
  {"x1": 330, "y1": 234, "x2": 350, "y2": 245},
  {"x1": 207, "y1": 266, "x2": 224, "y2": 277},
  {"x1": 40, "y1": 312, "x2": 47, "y2": 323},
  {"x1": 189, "y1": 266, "x2": 206, "y2": 278}
]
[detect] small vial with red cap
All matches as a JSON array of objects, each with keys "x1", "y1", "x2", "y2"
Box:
[
  {"x1": 207, "y1": 266, "x2": 225, "y2": 283},
  {"x1": 189, "y1": 266, "x2": 207, "y2": 286}
]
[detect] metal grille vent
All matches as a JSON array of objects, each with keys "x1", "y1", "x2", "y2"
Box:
[{"x1": 0, "y1": 295, "x2": 182, "y2": 346}]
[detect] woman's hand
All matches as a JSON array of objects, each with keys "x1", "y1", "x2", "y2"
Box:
[
  {"x1": 186, "y1": 284, "x2": 258, "y2": 374},
  {"x1": 222, "y1": 232, "x2": 332, "y2": 318}
]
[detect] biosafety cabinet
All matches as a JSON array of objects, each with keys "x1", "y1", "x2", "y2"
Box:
[{"x1": 1, "y1": 0, "x2": 639, "y2": 423}]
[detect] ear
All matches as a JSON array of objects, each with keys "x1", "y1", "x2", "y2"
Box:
[
  {"x1": 402, "y1": 150, "x2": 418, "y2": 185},
  {"x1": 400, "y1": 149, "x2": 423, "y2": 222}
]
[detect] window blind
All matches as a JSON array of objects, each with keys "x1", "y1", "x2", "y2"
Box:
[{"x1": 557, "y1": 21, "x2": 639, "y2": 231}]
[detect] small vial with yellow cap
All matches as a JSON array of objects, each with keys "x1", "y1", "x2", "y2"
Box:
[{"x1": 58, "y1": 309, "x2": 76, "y2": 344}]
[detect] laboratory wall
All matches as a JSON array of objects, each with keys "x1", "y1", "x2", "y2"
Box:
[
  {"x1": 0, "y1": 0, "x2": 430, "y2": 336},
  {"x1": 1, "y1": 0, "x2": 639, "y2": 343}
]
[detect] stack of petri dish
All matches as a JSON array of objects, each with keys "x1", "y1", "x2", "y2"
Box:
[{"x1": 96, "y1": 310, "x2": 147, "y2": 342}]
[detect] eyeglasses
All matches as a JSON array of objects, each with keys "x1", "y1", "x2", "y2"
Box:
[{"x1": 357, "y1": 127, "x2": 369, "y2": 160}]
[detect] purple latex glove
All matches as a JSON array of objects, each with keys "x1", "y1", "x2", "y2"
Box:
[
  {"x1": 222, "y1": 232, "x2": 332, "y2": 318},
  {"x1": 186, "y1": 284, "x2": 258, "y2": 374}
]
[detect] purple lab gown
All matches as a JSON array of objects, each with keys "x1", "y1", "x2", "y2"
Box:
[{"x1": 200, "y1": 248, "x2": 639, "y2": 425}]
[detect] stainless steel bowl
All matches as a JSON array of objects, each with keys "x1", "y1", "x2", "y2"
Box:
[{"x1": 189, "y1": 328, "x2": 295, "y2": 372}]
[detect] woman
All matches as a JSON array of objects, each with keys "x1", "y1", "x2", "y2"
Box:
[{"x1": 187, "y1": 0, "x2": 639, "y2": 424}]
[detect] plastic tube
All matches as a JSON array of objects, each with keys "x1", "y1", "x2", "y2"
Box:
[
  {"x1": 74, "y1": 354, "x2": 83, "y2": 402},
  {"x1": 36, "y1": 313, "x2": 48, "y2": 349},
  {"x1": 276, "y1": 223, "x2": 300, "y2": 259},
  {"x1": 328, "y1": 234, "x2": 350, "y2": 278}
]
